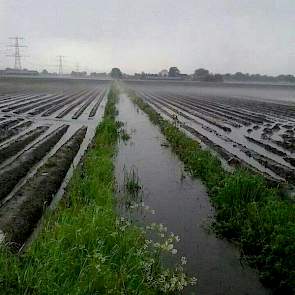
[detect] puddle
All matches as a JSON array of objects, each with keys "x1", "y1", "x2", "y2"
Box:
[{"x1": 115, "y1": 94, "x2": 271, "y2": 295}]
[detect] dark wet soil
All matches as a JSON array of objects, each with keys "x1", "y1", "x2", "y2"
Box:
[
  {"x1": 0, "y1": 78, "x2": 109, "y2": 248},
  {"x1": 89, "y1": 90, "x2": 106, "y2": 117},
  {"x1": 0, "y1": 126, "x2": 87, "y2": 251},
  {"x1": 0, "y1": 120, "x2": 33, "y2": 143},
  {"x1": 0, "y1": 126, "x2": 49, "y2": 165},
  {"x1": 115, "y1": 94, "x2": 271, "y2": 295},
  {"x1": 0, "y1": 125, "x2": 68, "y2": 201}
]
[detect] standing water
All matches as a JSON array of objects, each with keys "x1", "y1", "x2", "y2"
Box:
[{"x1": 115, "y1": 93, "x2": 271, "y2": 295}]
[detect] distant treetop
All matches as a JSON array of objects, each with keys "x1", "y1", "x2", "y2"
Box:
[
  {"x1": 168, "y1": 67, "x2": 180, "y2": 77},
  {"x1": 110, "y1": 68, "x2": 123, "y2": 79}
]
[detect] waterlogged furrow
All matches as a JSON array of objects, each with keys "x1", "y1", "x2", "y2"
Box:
[
  {"x1": 15, "y1": 93, "x2": 70, "y2": 114},
  {"x1": 72, "y1": 91, "x2": 99, "y2": 119},
  {"x1": 56, "y1": 90, "x2": 97, "y2": 118},
  {"x1": 0, "y1": 94, "x2": 46, "y2": 110},
  {"x1": 140, "y1": 94, "x2": 284, "y2": 184},
  {"x1": 71, "y1": 89, "x2": 101, "y2": 119},
  {"x1": 0, "y1": 126, "x2": 49, "y2": 165},
  {"x1": 167, "y1": 93, "x2": 267, "y2": 124},
  {"x1": 0, "y1": 125, "x2": 69, "y2": 201},
  {"x1": 0, "y1": 92, "x2": 32, "y2": 103},
  {"x1": 89, "y1": 90, "x2": 106, "y2": 117},
  {"x1": 0, "y1": 126, "x2": 87, "y2": 249},
  {"x1": 134, "y1": 86, "x2": 295, "y2": 184},
  {"x1": 41, "y1": 89, "x2": 89, "y2": 116},
  {"x1": 0, "y1": 118, "x2": 23, "y2": 129},
  {"x1": 0, "y1": 120, "x2": 32, "y2": 143},
  {"x1": 143, "y1": 92, "x2": 232, "y2": 131}
]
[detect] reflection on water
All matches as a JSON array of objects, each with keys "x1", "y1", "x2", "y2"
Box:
[{"x1": 115, "y1": 94, "x2": 271, "y2": 295}]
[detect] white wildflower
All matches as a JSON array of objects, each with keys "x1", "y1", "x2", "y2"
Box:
[
  {"x1": 190, "y1": 277, "x2": 197, "y2": 286},
  {"x1": 181, "y1": 256, "x2": 187, "y2": 265}
]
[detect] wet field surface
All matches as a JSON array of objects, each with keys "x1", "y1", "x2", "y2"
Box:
[
  {"x1": 0, "y1": 78, "x2": 110, "y2": 249},
  {"x1": 126, "y1": 81, "x2": 295, "y2": 184},
  {"x1": 116, "y1": 94, "x2": 271, "y2": 295}
]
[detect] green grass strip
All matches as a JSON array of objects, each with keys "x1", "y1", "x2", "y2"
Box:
[
  {"x1": 131, "y1": 93, "x2": 295, "y2": 294},
  {"x1": 0, "y1": 86, "x2": 180, "y2": 295}
]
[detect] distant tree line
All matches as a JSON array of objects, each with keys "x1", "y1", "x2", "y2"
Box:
[
  {"x1": 111, "y1": 66, "x2": 295, "y2": 84},
  {"x1": 193, "y1": 68, "x2": 223, "y2": 82},
  {"x1": 223, "y1": 72, "x2": 295, "y2": 83}
]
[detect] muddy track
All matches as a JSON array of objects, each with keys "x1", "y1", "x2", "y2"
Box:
[
  {"x1": 0, "y1": 126, "x2": 87, "y2": 250},
  {"x1": 0, "y1": 126, "x2": 49, "y2": 165},
  {"x1": 0, "y1": 125, "x2": 69, "y2": 201}
]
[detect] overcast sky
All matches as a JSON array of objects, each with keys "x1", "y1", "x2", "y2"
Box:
[{"x1": 0, "y1": 0, "x2": 294, "y2": 75}]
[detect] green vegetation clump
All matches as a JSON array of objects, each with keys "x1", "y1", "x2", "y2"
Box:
[
  {"x1": 124, "y1": 168, "x2": 142, "y2": 195},
  {"x1": 131, "y1": 93, "x2": 295, "y2": 294},
  {"x1": 120, "y1": 128, "x2": 131, "y2": 141},
  {"x1": 0, "y1": 86, "x2": 195, "y2": 294}
]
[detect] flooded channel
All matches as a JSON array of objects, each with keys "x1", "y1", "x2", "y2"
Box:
[{"x1": 115, "y1": 93, "x2": 271, "y2": 295}]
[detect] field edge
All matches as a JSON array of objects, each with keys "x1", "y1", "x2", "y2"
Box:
[
  {"x1": 128, "y1": 90, "x2": 295, "y2": 294},
  {"x1": 0, "y1": 84, "x2": 195, "y2": 295}
]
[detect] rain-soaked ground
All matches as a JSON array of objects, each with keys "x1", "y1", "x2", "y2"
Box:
[
  {"x1": 115, "y1": 93, "x2": 271, "y2": 295},
  {"x1": 125, "y1": 80, "x2": 295, "y2": 185},
  {"x1": 0, "y1": 78, "x2": 110, "y2": 249}
]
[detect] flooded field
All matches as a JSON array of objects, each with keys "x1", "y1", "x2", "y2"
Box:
[
  {"x1": 126, "y1": 81, "x2": 295, "y2": 184},
  {"x1": 116, "y1": 94, "x2": 270, "y2": 295},
  {"x1": 0, "y1": 77, "x2": 110, "y2": 249}
]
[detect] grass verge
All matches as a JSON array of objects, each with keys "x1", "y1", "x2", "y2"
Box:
[
  {"x1": 0, "y1": 85, "x2": 194, "y2": 294},
  {"x1": 130, "y1": 93, "x2": 295, "y2": 294}
]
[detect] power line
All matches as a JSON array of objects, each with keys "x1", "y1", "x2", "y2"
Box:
[
  {"x1": 7, "y1": 37, "x2": 26, "y2": 70},
  {"x1": 57, "y1": 55, "x2": 65, "y2": 75}
]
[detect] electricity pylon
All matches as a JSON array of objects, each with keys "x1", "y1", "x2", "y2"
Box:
[{"x1": 7, "y1": 37, "x2": 26, "y2": 70}]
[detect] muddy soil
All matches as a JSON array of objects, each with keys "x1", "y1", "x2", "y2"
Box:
[
  {"x1": 89, "y1": 90, "x2": 106, "y2": 117},
  {"x1": 72, "y1": 89, "x2": 101, "y2": 119},
  {"x1": 0, "y1": 126, "x2": 49, "y2": 165},
  {"x1": 0, "y1": 127, "x2": 87, "y2": 250},
  {"x1": 0, "y1": 125, "x2": 68, "y2": 202},
  {"x1": 0, "y1": 121, "x2": 33, "y2": 143},
  {"x1": 127, "y1": 81, "x2": 295, "y2": 184},
  {"x1": 115, "y1": 94, "x2": 271, "y2": 295},
  {"x1": 0, "y1": 78, "x2": 109, "y2": 248}
]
